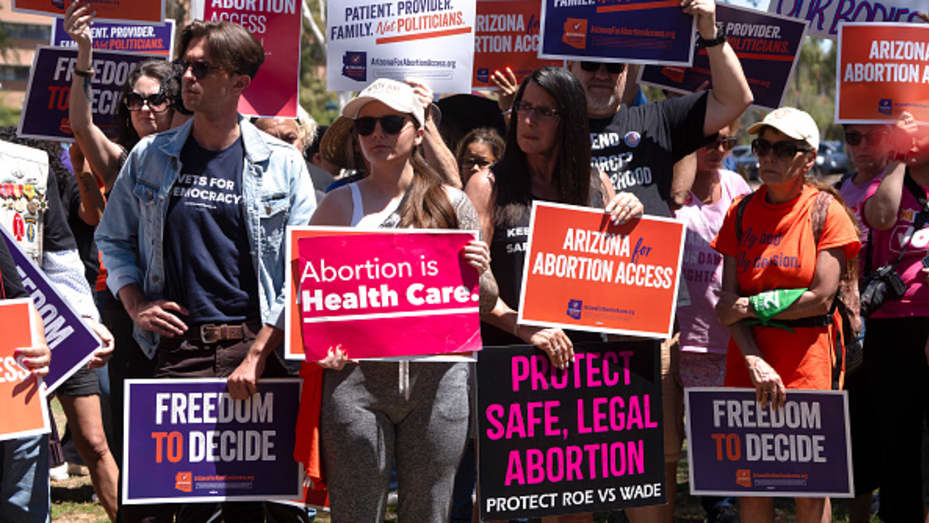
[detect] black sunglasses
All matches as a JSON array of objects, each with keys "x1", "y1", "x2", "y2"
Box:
[
  {"x1": 751, "y1": 138, "x2": 813, "y2": 159},
  {"x1": 845, "y1": 129, "x2": 888, "y2": 147},
  {"x1": 173, "y1": 59, "x2": 222, "y2": 80},
  {"x1": 354, "y1": 115, "x2": 410, "y2": 136},
  {"x1": 579, "y1": 61, "x2": 625, "y2": 74},
  {"x1": 124, "y1": 91, "x2": 169, "y2": 112},
  {"x1": 706, "y1": 137, "x2": 738, "y2": 151}
]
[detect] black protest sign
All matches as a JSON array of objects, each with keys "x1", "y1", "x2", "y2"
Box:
[{"x1": 477, "y1": 342, "x2": 665, "y2": 519}]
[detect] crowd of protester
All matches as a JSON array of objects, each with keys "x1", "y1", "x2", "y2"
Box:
[{"x1": 4, "y1": 1, "x2": 929, "y2": 522}]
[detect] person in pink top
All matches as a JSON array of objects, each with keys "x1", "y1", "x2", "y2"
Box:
[
  {"x1": 673, "y1": 124, "x2": 750, "y2": 523},
  {"x1": 832, "y1": 123, "x2": 893, "y2": 523},
  {"x1": 836, "y1": 125, "x2": 893, "y2": 236},
  {"x1": 676, "y1": 125, "x2": 752, "y2": 383},
  {"x1": 858, "y1": 114, "x2": 929, "y2": 522}
]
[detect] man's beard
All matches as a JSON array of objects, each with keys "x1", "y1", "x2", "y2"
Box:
[{"x1": 586, "y1": 90, "x2": 619, "y2": 116}]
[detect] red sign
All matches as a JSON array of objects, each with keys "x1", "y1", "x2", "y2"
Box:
[
  {"x1": 13, "y1": 0, "x2": 164, "y2": 24},
  {"x1": 837, "y1": 23, "x2": 929, "y2": 124},
  {"x1": 285, "y1": 227, "x2": 481, "y2": 361},
  {"x1": 517, "y1": 202, "x2": 686, "y2": 338},
  {"x1": 0, "y1": 300, "x2": 51, "y2": 441},
  {"x1": 472, "y1": 0, "x2": 561, "y2": 89}
]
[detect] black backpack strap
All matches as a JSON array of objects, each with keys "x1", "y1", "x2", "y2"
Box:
[
  {"x1": 734, "y1": 192, "x2": 755, "y2": 245},
  {"x1": 904, "y1": 168, "x2": 929, "y2": 215},
  {"x1": 833, "y1": 171, "x2": 855, "y2": 191}
]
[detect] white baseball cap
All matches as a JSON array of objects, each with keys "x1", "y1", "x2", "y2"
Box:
[
  {"x1": 747, "y1": 107, "x2": 820, "y2": 150},
  {"x1": 341, "y1": 78, "x2": 425, "y2": 128}
]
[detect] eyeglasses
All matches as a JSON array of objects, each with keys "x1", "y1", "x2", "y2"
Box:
[
  {"x1": 845, "y1": 129, "x2": 889, "y2": 146},
  {"x1": 354, "y1": 115, "x2": 410, "y2": 136},
  {"x1": 462, "y1": 156, "x2": 493, "y2": 169},
  {"x1": 124, "y1": 91, "x2": 169, "y2": 113},
  {"x1": 513, "y1": 101, "x2": 560, "y2": 120},
  {"x1": 173, "y1": 59, "x2": 222, "y2": 80},
  {"x1": 705, "y1": 137, "x2": 738, "y2": 151},
  {"x1": 751, "y1": 138, "x2": 813, "y2": 159},
  {"x1": 579, "y1": 61, "x2": 625, "y2": 74}
]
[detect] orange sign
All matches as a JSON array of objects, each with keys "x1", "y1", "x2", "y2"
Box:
[
  {"x1": 13, "y1": 0, "x2": 164, "y2": 24},
  {"x1": 836, "y1": 23, "x2": 929, "y2": 124},
  {"x1": 0, "y1": 299, "x2": 51, "y2": 441},
  {"x1": 472, "y1": 0, "x2": 561, "y2": 89},
  {"x1": 517, "y1": 202, "x2": 685, "y2": 338}
]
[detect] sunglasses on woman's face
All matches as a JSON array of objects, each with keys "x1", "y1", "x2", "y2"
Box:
[
  {"x1": 579, "y1": 61, "x2": 625, "y2": 74},
  {"x1": 354, "y1": 115, "x2": 410, "y2": 136},
  {"x1": 751, "y1": 138, "x2": 813, "y2": 159},
  {"x1": 513, "y1": 100, "x2": 560, "y2": 120},
  {"x1": 705, "y1": 137, "x2": 738, "y2": 151},
  {"x1": 124, "y1": 91, "x2": 169, "y2": 112}
]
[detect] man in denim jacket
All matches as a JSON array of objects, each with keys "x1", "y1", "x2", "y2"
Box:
[{"x1": 94, "y1": 20, "x2": 315, "y2": 521}]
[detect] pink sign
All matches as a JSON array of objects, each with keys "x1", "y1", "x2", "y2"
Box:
[
  {"x1": 199, "y1": 3, "x2": 300, "y2": 118},
  {"x1": 294, "y1": 231, "x2": 481, "y2": 360}
]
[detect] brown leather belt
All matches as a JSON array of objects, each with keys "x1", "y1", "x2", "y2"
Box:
[{"x1": 190, "y1": 323, "x2": 249, "y2": 344}]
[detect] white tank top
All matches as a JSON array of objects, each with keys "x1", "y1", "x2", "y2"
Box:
[
  {"x1": 348, "y1": 182, "x2": 404, "y2": 228},
  {"x1": 348, "y1": 182, "x2": 365, "y2": 226}
]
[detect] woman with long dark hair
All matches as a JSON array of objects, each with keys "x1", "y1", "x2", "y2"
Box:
[
  {"x1": 466, "y1": 67, "x2": 643, "y2": 523},
  {"x1": 467, "y1": 66, "x2": 643, "y2": 368},
  {"x1": 305, "y1": 78, "x2": 498, "y2": 522},
  {"x1": 67, "y1": 1, "x2": 178, "y2": 189},
  {"x1": 63, "y1": 3, "x2": 181, "y2": 519}
]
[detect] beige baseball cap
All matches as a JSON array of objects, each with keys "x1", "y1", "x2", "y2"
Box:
[
  {"x1": 341, "y1": 78, "x2": 425, "y2": 128},
  {"x1": 747, "y1": 107, "x2": 820, "y2": 150}
]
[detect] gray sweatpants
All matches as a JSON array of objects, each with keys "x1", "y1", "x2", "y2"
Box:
[{"x1": 320, "y1": 361, "x2": 470, "y2": 523}]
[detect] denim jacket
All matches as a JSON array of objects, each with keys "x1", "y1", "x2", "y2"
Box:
[{"x1": 94, "y1": 116, "x2": 317, "y2": 358}]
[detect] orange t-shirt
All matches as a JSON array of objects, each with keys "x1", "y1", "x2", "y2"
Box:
[{"x1": 710, "y1": 185, "x2": 861, "y2": 390}]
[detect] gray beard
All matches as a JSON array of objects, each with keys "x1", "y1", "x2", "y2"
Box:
[{"x1": 587, "y1": 92, "x2": 619, "y2": 116}]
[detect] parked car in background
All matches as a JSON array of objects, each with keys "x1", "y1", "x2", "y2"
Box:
[
  {"x1": 732, "y1": 144, "x2": 759, "y2": 180},
  {"x1": 816, "y1": 140, "x2": 848, "y2": 175}
]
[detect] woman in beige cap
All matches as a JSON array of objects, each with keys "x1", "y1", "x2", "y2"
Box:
[
  {"x1": 711, "y1": 107, "x2": 860, "y2": 522},
  {"x1": 308, "y1": 78, "x2": 498, "y2": 522}
]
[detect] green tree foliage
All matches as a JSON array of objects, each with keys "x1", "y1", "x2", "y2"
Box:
[
  {"x1": 299, "y1": 0, "x2": 340, "y2": 126},
  {"x1": 781, "y1": 37, "x2": 841, "y2": 141}
]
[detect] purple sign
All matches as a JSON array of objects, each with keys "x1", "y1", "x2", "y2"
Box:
[
  {"x1": 477, "y1": 342, "x2": 665, "y2": 520},
  {"x1": 123, "y1": 379, "x2": 303, "y2": 504},
  {"x1": 539, "y1": 0, "x2": 695, "y2": 66},
  {"x1": 685, "y1": 388, "x2": 853, "y2": 497},
  {"x1": 638, "y1": 5, "x2": 807, "y2": 111},
  {"x1": 639, "y1": 4, "x2": 807, "y2": 109},
  {"x1": 0, "y1": 227, "x2": 102, "y2": 394},
  {"x1": 18, "y1": 46, "x2": 157, "y2": 142},
  {"x1": 52, "y1": 18, "x2": 175, "y2": 57}
]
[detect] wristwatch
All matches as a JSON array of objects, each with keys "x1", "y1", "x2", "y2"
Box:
[{"x1": 697, "y1": 26, "x2": 727, "y2": 48}]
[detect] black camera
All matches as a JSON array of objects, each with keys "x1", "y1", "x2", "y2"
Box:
[{"x1": 860, "y1": 264, "x2": 907, "y2": 317}]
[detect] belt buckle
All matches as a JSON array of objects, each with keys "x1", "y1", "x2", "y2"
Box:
[{"x1": 200, "y1": 324, "x2": 220, "y2": 344}]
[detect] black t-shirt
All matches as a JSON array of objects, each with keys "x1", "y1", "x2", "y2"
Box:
[
  {"x1": 163, "y1": 136, "x2": 259, "y2": 325},
  {"x1": 483, "y1": 180, "x2": 604, "y2": 347},
  {"x1": 44, "y1": 171, "x2": 79, "y2": 253},
  {"x1": 0, "y1": 232, "x2": 26, "y2": 299},
  {"x1": 58, "y1": 174, "x2": 99, "y2": 288},
  {"x1": 589, "y1": 92, "x2": 712, "y2": 217}
]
